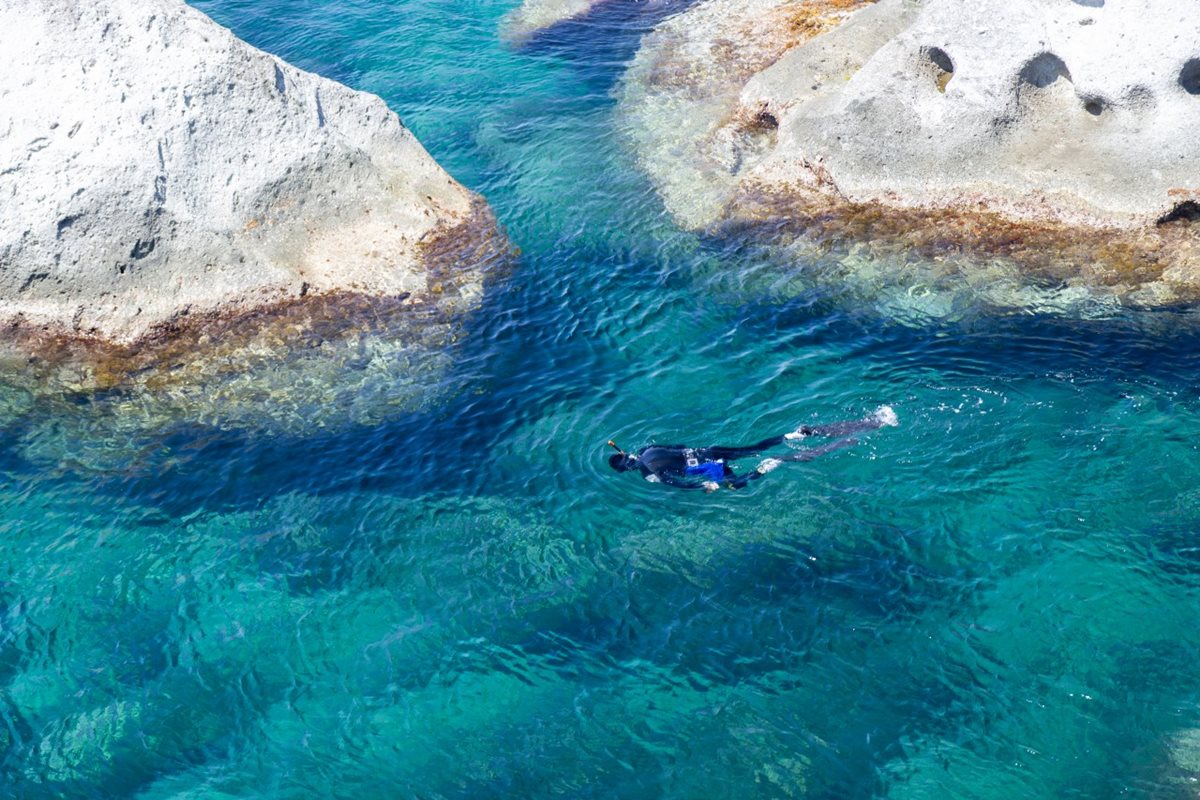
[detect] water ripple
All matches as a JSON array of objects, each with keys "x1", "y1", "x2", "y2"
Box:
[{"x1": 3, "y1": 0, "x2": 1200, "y2": 796}]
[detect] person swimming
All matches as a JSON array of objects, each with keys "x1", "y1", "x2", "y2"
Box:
[{"x1": 607, "y1": 406, "x2": 898, "y2": 492}]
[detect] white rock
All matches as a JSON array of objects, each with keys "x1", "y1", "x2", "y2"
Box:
[
  {"x1": 0, "y1": 0, "x2": 492, "y2": 343},
  {"x1": 619, "y1": 0, "x2": 1200, "y2": 303},
  {"x1": 619, "y1": 0, "x2": 893, "y2": 229},
  {"x1": 752, "y1": 0, "x2": 1200, "y2": 226}
]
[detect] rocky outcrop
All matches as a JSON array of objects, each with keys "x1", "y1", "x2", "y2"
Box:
[
  {"x1": 0, "y1": 0, "x2": 501, "y2": 346},
  {"x1": 619, "y1": 0, "x2": 1200, "y2": 306}
]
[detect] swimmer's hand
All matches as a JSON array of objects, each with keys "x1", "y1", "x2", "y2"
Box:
[{"x1": 703, "y1": 481, "x2": 720, "y2": 493}]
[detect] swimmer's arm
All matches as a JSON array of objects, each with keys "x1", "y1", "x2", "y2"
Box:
[
  {"x1": 725, "y1": 437, "x2": 859, "y2": 489},
  {"x1": 724, "y1": 469, "x2": 767, "y2": 490},
  {"x1": 787, "y1": 437, "x2": 857, "y2": 461}
]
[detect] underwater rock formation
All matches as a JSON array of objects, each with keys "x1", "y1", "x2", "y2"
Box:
[
  {"x1": 501, "y1": 0, "x2": 610, "y2": 43},
  {"x1": 619, "y1": 0, "x2": 1200, "y2": 306},
  {"x1": 0, "y1": 0, "x2": 500, "y2": 346}
]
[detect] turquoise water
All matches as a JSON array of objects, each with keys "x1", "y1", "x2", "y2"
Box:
[{"x1": 4, "y1": 1, "x2": 1200, "y2": 796}]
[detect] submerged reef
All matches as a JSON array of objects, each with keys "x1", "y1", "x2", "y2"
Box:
[
  {"x1": 501, "y1": 0, "x2": 611, "y2": 42},
  {"x1": 0, "y1": 0, "x2": 509, "y2": 428},
  {"x1": 618, "y1": 0, "x2": 1200, "y2": 307}
]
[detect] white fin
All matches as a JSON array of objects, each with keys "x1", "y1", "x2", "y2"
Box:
[{"x1": 873, "y1": 405, "x2": 899, "y2": 427}]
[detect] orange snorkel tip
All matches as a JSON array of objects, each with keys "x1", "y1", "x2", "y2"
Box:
[{"x1": 607, "y1": 439, "x2": 624, "y2": 455}]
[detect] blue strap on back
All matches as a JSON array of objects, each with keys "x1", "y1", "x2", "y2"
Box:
[{"x1": 684, "y1": 461, "x2": 726, "y2": 482}]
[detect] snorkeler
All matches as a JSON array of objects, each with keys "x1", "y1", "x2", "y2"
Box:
[{"x1": 607, "y1": 406, "x2": 898, "y2": 492}]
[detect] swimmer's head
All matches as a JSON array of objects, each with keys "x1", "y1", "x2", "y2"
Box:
[
  {"x1": 606, "y1": 439, "x2": 636, "y2": 472},
  {"x1": 608, "y1": 453, "x2": 636, "y2": 472}
]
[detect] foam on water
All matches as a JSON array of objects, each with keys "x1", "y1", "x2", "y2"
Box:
[{"x1": 2, "y1": 0, "x2": 1200, "y2": 797}]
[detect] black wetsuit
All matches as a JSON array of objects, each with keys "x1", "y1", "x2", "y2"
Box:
[{"x1": 631, "y1": 417, "x2": 885, "y2": 490}]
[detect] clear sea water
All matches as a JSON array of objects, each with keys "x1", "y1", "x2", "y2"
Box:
[{"x1": 4, "y1": 1, "x2": 1200, "y2": 797}]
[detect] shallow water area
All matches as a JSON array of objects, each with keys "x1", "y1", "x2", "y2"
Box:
[{"x1": 3, "y1": 1, "x2": 1200, "y2": 797}]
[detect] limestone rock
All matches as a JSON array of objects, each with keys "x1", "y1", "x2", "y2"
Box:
[
  {"x1": 0, "y1": 0, "x2": 497, "y2": 344},
  {"x1": 619, "y1": 0, "x2": 1200, "y2": 306}
]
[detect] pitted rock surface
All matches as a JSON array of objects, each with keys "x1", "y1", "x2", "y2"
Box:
[{"x1": 619, "y1": 0, "x2": 1200, "y2": 304}]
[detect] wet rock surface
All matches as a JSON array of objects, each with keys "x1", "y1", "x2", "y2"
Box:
[{"x1": 0, "y1": 200, "x2": 510, "y2": 438}]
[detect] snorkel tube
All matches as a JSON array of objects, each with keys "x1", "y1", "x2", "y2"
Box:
[{"x1": 607, "y1": 439, "x2": 624, "y2": 456}]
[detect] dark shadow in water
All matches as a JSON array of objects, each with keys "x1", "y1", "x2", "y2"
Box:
[
  {"x1": 0, "y1": 200, "x2": 707, "y2": 512},
  {"x1": 10, "y1": 264, "x2": 1200, "y2": 524},
  {"x1": 515, "y1": 0, "x2": 697, "y2": 92},
  {"x1": 485, "y1": 526, "x2": 991, "y2": 796},
  {"x1": 733, "y1": 288, "x2": 1200, "y2": 389}
]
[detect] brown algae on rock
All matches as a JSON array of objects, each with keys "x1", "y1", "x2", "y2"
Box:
[
  {"x1": 0, "y1": 201, "x2": 513, "y2": 442},
  {"x1": 776, "y1": 0, "x2": 877, "y2": 44},
  {"x1": 719, "y1": 182, "x2": 1200, "y2": 307}
]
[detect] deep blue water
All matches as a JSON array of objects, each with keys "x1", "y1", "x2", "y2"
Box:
[{"x1": 2, "y1": 0, "x2": 1200, "y2": 797}]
